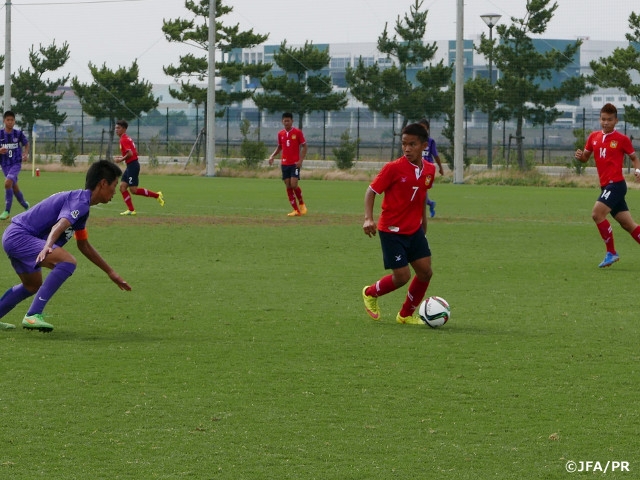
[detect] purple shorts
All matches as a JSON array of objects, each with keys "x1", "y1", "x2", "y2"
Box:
[
  {"x1": 1, "y1": 223, "x2": 53, "y2": 274},
  {"x1": 1, "y1": 162, "x2": 22, "y2": 183}
]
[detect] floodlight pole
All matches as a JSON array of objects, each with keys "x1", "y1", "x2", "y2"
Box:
[
  {"x1": 453, "y1": 0, "x2": 464, "y2": 184},
  {"x1": 481, "y1": 14, "x2": 501, "y2": 170},
  {"x1": 205, "y1": 0, "x2": 216, "y2": 176},
  {"x1": 3, "y1": 0, "x2": 11, "y2": 111}
]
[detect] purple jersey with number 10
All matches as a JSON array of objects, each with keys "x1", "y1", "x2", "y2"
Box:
[{"x1": 10, "y1": 190, "x2": 91, "y2": 246}]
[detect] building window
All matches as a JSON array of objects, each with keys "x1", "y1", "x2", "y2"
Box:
[
  {"x1": 331, "y1": 57, "x2": 351, "y2": 69},
  {"x1": 593, "y1": 96, "x2": 602, "y2": 102},
  {"x1": 619, "y1": 96, "x2": 627, "y2": 102}
]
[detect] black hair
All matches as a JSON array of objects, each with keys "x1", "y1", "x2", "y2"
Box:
[
  {"x1": 3, "y1": 110, "x2": 15, "y2": 119},
  {"x1": 282, "y1": 112, "x2": 293, "y2": 120},
  {"x1": 85, "y1": 160, "x2": 122, "y2": 190},
  {"x1": 601, "y1": 103, "x2": 617, "y2": 118},
  {"x1": 116, "y1": 119, "x2": 129, "y2": 129},
  {"x1": 402, "y1": 123, "x2": 429, "y2": 143}
]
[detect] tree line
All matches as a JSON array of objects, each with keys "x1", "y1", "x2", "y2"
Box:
[{"x1": 1, "y1": 0, "x2": 639, "y2": 169}]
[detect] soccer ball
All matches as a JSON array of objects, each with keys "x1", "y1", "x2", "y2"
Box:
[{"x1": 418, "y1": 296, "x2": 451, "y2": 328}]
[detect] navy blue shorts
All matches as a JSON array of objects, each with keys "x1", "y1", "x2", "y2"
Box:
[
  {"x1": 379, "y1": 228, "x2": 431, "y2": 270},
  {"x1": 281, "y1": 164, "x2": 300, "y2": 180},
  {"x1": 598, "y1": 181, "x2": 629, "y2": 216},
  {"x1": 121, "y1": 160, "x2": 141, "y2": 187}
]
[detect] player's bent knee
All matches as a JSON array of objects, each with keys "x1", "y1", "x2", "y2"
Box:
[
  {"x1": 392, "y1": 270, "x2": 412, "y2": 287},
  {"x1": 417, "y1": 269, "x2": 433, "y2": 282},
  {"x1": 23, "y1": 281, "x2": 43, "y2": 294}
]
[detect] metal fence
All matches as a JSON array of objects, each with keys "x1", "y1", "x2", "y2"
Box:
[{"x1": 32, "y1": 107, "x2": 640, "y2": 164}]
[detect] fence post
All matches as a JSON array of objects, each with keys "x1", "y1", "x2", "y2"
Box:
[
  {"x1": 357, "y1": 107, "x2": 360, "y2": 160},
  {"x1": 226, "y1": 107, "x2": 230, "y2": 158},
  {"x1": 323, "y1": 110, "x2": 326, "y2": 160}
]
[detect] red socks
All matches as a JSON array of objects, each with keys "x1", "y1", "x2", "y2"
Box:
[
  {"x1": 286, "y1": 188, "x2": 298, "y2": 211},
  {"x1": 596, "y1": 220, "x2": 616, "y2": 254},
  {"x1": 121, "y1": 191, "x2": 135, "y2": 211},
  {"x1": 365, "y1": 275, "x2": 396, "y2": 298},
  {"x1": 133, "y1": 188, "x2": 159, "y2": 199},
  {"x1": 366, "y1": 275, "x2": 429, "y2": 318},
  {"x1": 399, "y1": 277, "x2": 430, "y2": 318}
]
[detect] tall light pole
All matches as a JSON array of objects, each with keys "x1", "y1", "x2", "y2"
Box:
[
  {"x1": 453, "y1": 0, "x2": 464, "y2": 184},
  {"x1": 205, "y1": 0, "x2": 216, "y2": 176},
  {"x1": 480, "y1": 13, "x2": 501, "y2": 169},
  {"x1": 4, "y1": 0, "x2": 11, "y2": 111}
]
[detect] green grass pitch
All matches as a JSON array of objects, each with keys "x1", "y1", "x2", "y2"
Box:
[{"x1": 1, "y1": 171, "x2": 639, "y2": 479}]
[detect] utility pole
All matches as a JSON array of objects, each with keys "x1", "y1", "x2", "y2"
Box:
[
  {"x1": 205, "y1": 0, "x2": 216, "y2": 176},
  {"x1": 453, "y1": 0, "x2": 464, "y2": 184},
  {"x1": 3, "y1": 0, "x2": 11, "y2": 111}
]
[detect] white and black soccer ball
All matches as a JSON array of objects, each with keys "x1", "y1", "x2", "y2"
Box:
[{"x1": 418, "y1": 296, "x2": 451, "y2": 328}]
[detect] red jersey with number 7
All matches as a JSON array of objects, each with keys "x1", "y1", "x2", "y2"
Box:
[
  {"x1": 584, "y1": 130, "x2": 635, "y2": 187},
  {"x1": 369, "y1": 156, "x2": 436, "y2": 235},
  {"x1": 277, "y1": 127, "x2": 306, "y2": 166}
]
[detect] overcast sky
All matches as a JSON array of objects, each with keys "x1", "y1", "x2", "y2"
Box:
[{"x1": 1, "y1": 0, "x2": 638, "y2": 85}]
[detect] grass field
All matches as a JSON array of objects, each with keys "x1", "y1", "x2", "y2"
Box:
[{"x1": 1, "y1": 171, "x2": 639, "y2": 479}]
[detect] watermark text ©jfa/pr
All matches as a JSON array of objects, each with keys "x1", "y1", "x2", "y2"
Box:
[{"x1": 566, "y1": 460, "x2": 629, "y2": 473}]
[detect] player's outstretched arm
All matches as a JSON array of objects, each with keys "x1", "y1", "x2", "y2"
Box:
[{"x1": 76, "y1": 239, "x2": 131, "y2": 291}]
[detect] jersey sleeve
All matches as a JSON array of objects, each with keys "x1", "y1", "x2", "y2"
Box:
[
  {"x1": 584, "y1": 132, "x2": 595, "y2": 152},
  {"x1": 621, "y1": 134, "x2": 635, "y2": 156},
  {"x1": 369, "y1": 163, "x2": 393, "y2": 194},
  {"x1": 298, "y1": 129, "x2": 307, "y2": 145},
  {"x1": 120, "y1": 135, "x2": 134, "y2": 155},
  {"x1": 430, "y1": 139, "x2": 438, "y2": 157},
  {"x1": 19, "y1": 130, "x2": 28, "y2": 146},
  {"x1": 58, "y1": 191, "x2": 90, "y2": 230}
]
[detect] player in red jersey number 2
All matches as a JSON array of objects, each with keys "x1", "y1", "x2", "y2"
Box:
[
  {"x1": 575, "y1": 103, "x2": 640, "y2": 268},
  {"x1": 362, "y1": 123, "x2": 436, "y2": 324},
  {"x1": 114, "y1": 120, "x2": 165, "y2": 216}
]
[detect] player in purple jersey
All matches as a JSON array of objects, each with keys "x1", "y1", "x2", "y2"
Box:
[
  {"x1": 0, "y1": 111, "x2": 30, "y2": 220},
  {"x1": 0, "y1": 160, "x2": 131, "y2": 332},
  {"x1": 418, "y1": 119, "x2": 444, "y2": 217}
]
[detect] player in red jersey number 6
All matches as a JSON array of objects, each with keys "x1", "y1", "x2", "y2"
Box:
[{"x1": 268, "y1": 112, "x2": 308, "y2": 217}]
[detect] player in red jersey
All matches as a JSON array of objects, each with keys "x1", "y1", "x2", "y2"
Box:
[
  {"x1": 362, "y1": 123, "x2": 436, "y2": 324},
  {"x1": 575, "y1": 103, "x2": 640, "y2": 268},
  {"x1": 114, "y1": 120, "x2": 165, "y2": 216},
  {"x1": 268, "y1": 112, "x2": 308, "y2": 216}
]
